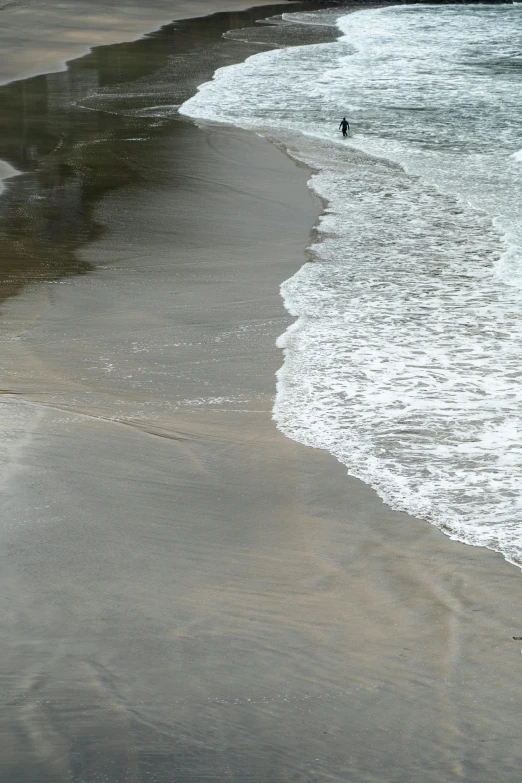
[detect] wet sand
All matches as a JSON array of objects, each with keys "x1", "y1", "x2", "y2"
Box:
[
  {"x1": 1, "y1": 3, "x2": 522, "y2": 782},
  {"x1": 0, "y1": 0, "x2": 289, "y2": 85}
]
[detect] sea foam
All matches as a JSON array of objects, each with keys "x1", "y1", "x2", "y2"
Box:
[{"x1": 180, "y1": 4, "x2": 522, "y2": 566}]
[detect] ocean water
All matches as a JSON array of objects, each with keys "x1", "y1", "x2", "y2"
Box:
[{"x1": 179, "y1": 4, "x2": 522, "y2": 566}]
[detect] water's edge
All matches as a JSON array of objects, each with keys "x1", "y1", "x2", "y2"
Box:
[{"x1": 180, "y1": 3, "x2": 522, "y2": 572}]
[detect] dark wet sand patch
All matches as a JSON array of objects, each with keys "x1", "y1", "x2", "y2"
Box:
[{"x1": 0, "y1": 1, "x2": 340, "y2": 308}]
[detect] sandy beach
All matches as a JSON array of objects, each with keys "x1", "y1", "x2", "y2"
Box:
[
  {"x1": 0, "y1": 2, "x2": 522, "y2": 781},
  {"x1": 0, "y1": 0, "x2": 286, "y2": 85}
]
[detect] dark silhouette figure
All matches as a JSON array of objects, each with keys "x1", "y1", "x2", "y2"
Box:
[{"x1": 339, "y1": 116, "x2": 350, "y2": 137}]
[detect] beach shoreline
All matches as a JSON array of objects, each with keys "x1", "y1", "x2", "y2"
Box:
[
  {"x1": 0, "y1": 0, "x2": 307, "y2": 199},
  {"x1": 0, "y1": 3, "x2": 522, "y2": 781},
  {"x1": 0, "y1": 0, "x2": 301, "y2": 86}
]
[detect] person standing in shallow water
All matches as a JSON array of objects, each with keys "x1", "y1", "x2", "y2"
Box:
[{"x1": 339, "y1": 116, "x2": 350, "y2": 137}]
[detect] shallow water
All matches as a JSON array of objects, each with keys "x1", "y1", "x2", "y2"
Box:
[{"x1": 180, "y1": 4, "x2": 522, "y2": 566}]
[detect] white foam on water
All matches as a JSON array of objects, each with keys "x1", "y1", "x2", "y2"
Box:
[{"x1": 180, "y1": 5, "x2": 522, "y2": 566}]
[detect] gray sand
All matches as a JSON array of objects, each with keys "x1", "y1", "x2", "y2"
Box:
[
  {"x1": 1, "y1": 119, "x2": 522, "y2": 782},
  {"x1": 0, "y1": 0, "x2": 282, "y2": 85},
  {"x1": 0, "y1": 4, "x2": 522, "y2": 782}
]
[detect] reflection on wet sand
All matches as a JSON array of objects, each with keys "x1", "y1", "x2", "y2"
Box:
[{"x1": 0, "y1": 3, "x2": 336, "y2": 306}]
